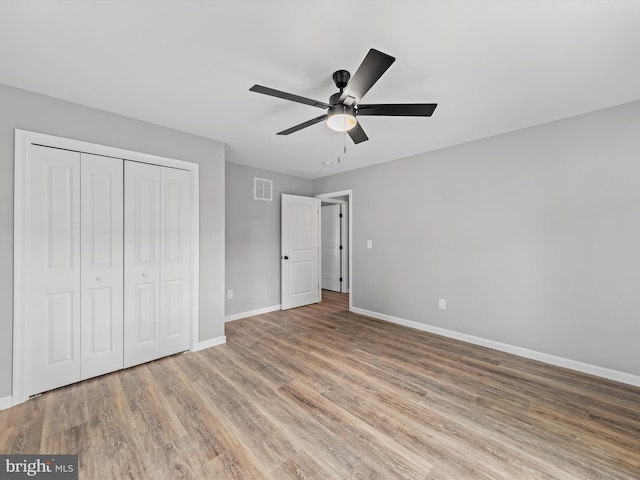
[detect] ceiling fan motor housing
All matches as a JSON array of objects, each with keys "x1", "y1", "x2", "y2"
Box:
[{"x1": 327, "y1": 103, "x2": 356, "y2": 118}]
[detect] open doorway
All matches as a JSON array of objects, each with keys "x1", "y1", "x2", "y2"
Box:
[
  {"x1": 316, "y1": 190, "x2": 353, "y2": 311},
  {"x1": 321, "y1": 199, "x2": 348, "y2": 293}
]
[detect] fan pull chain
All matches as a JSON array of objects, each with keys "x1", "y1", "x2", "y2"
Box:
[{"x1": 337, "y1": 131, "x2": 347, "y2": 164}]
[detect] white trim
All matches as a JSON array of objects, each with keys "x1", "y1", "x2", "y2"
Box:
[
  {"x1": 225, "y1": 304, "x2": 281, "y2": 322},
  {"x1": 315, "y1": 190, "x2": 353, "y2": 305},
  {"x1": 13, "y1": 130, "x2": 31, "y2": 406},
  {"x1": 13, "y1": 129, "x2": 201, "y2": 406},
  {"x1": 17, "y1": 130, "x2": 197, "y2": 170},
  {"x1": 193, "y1": 336, "x2": 227, "y2": 352},
  {"x1": 190, "y1": 165, "x2": 201, "y2": 352},
  {"x1": 319, "y1": 198, "x2": 347, "y2": 205},
  {"x1": 351, "y1": 307, "x2": 640, "y2": 388},
  {"x1": 0, "y1": 395, "x2": 13, "y2": 411}
]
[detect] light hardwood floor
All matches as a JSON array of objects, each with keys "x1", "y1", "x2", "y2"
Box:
[{"x1": 1, "y1": 291, "x2": 639, "y2": 479}]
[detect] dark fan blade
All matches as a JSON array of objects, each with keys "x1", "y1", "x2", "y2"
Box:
[
  {"x1": 340, "y1": 49, "x2": 395, "y2": 102},
  {"x1": 277, "y1": 114, "x2": 328, "y2": 135},
  {"x1": 347, "y1": 122, "x2": 368, "y2": 144},
  {"x1": 357, "y1": 103, "x2": 438, "y2": 116},
  {"x1": 250, "y1": 85, "x2": 330, "y2": 109}
]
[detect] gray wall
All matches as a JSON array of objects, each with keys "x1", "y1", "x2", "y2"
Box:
[
  {"x1": 225, "y1": 162, "x2": 312, "y2": 316},
  {"x1": 313, "y1": 100, "x2": 640, "y2": 377},
  {"x1": 0, "y1": 83, "x2": 226, "y2": 398}
]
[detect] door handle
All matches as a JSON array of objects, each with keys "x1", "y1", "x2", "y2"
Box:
[
  {"x1": 96, "y1": 276, "x2": 103, "y2": 281},
  {"x1": 282, "y1": 256, "x2": 289, "y2": 260},
  {"x1": 142, "y1": 272, "x2": 149, "y2": 277}
]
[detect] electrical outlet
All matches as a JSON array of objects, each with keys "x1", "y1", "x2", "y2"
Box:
[
  {"x1": 227, "y1": 290, "x2": 233, "y2": 300},
  {"x1": 439, "y1": 298, "x2": 446, "y2": 310}
]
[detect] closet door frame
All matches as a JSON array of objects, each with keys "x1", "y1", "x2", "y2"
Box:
[{"x1": 13, "y1": 129, "x2": 200, "y2": 406}]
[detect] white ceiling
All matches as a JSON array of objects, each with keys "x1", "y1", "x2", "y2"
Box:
[{"x1": 1, "y1": 1, "x2": 639, "y2": 179}]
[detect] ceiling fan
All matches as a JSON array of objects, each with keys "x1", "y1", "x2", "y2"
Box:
[{"x1": 250, "y1": 48, "x2": 438, "y2": 144}]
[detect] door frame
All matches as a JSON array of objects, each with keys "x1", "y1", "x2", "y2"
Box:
[
  {"x1": 13, "y1": 129, "x2": 200, "y2": 406},
  {"x1": 315, "y1": 190, "x2": 353, "y2": 311},
  {"x1": 320, "y1": 201, "x2": 347, "y2": 293}
]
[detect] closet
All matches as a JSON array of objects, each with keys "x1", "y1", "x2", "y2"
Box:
[{"x1": 26, "y1": 144, "x2": 191, "y2": 397}]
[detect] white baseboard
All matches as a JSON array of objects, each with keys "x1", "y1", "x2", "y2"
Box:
[
  {"x1": 225, "y1": 304, "x2": 281, "y2": 322},
  {"x1": 194, "y1": 335, "x2": 226, "y2": 352},
  {"x1": 0, "y1": 395, "x2": 13, "y2": 411},
  {"x1": 351, "y1": 307, "x2": 640, "y2": 388}
]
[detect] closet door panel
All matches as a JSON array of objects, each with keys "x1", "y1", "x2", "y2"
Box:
[
  {"x1": 124, "y1": 161, "x2": 161, "y2": 367},
  {"x1": 160, "y1": 168, "x2": 191, "y2": 356},
  {"x1": 80, "y1": 154, "x2": 124, "y2": 380},
  {"x1": 27, "y1": 146, "x2": 81, "y2": 396}
]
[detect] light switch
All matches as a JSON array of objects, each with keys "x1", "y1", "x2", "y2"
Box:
[{"x1": 367, "y1": 240, "x2": 373, "y2": 249}]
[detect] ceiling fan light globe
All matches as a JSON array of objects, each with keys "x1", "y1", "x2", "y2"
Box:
[
  {"x1": 327, "y1": 113, "x2": 357, "y2": 132},
  {"x1": 327, "y1": 104, "x2": 357, "y2": 132}
]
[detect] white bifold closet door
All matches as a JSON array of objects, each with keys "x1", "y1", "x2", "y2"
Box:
[
  {"x1": 80, "y1": 154, "x2": 124, "y2": 380},
  {"x1": 27, "y1": 146, "x2": 123, "y2": 396},
  {"x1": 124, "y1": 162, "x2": 190, "y2": 368}
]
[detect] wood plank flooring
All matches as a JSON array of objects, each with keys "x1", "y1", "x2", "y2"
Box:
[{"x1": 2, "y1": 291, "x2": 639, "y2": 479}]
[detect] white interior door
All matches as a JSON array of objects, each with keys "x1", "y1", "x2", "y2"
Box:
[
  {"x1": 160, "y1": 167, "x2": 191, "y2": 357},
  {"x1": 80, "y1": 154, "x2": 124, "y2": 380},
  {"x1": 281, "y1": 194, "x2": 320, "y2": 310},
  {"x1": 321, "y1": 204, "x2": 342, "y2": 292},
  {"x1": 27, "y1": 146, "x2": 81, "y2": 396},
  {"x1": 124, "y1": 161, "x2": 161, "y2": 367}
]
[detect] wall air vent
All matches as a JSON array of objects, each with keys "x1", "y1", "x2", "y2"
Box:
[{"x1": 253, "y1": 177, "x2": 273, "y2": 201}]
